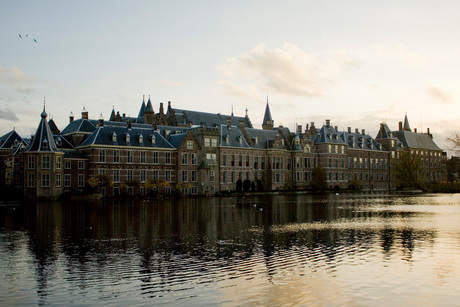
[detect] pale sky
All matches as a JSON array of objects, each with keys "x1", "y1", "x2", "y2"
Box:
[{"x1": 1, "y1": 0, "x2": 459, "y2": 152}]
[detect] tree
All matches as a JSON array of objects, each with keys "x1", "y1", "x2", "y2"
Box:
[
  {"x1": 447, "y1": 132, "x2": 460, "y2": 154},
  {"x1": 87, "y1": 174, "x2": 113, "y2": 189},
  {"x1": 311, "y1": 166, "x2": 327, "y2": 192},
  {"x1": 392, "y1": 150, "x2": 426, "y2": 190}
]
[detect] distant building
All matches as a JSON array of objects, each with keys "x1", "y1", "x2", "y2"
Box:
[{"x1": 0, "y1": 97, "x2": 447, "y2": 198}]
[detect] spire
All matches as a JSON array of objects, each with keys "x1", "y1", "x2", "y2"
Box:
[
  {"x1": 27, "y1": 106, "x2": 59, "y2": 152},
  {"x1": 403, "y1": 113, "x2": 411, "y2": 131},
  {"x1": 109, "y1": 106, "x2": 116, "y2": 121},
  {"x1": 145, "y1": 95, "x2": 154, "y2": 113},
  {"x1": 262, "y1": 96, "x2": 274, "y2": 130},
  {"x1": 231, "y1": 104, "x2": 234, "y2": 116},
  {"x1": 138, "y1": 95, "x2": 146, "y2": 118}
]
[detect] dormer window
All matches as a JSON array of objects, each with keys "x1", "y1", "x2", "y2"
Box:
[
  {"x1": 125, "y1": 133, "x2": 130, "y2": 143},
  {"x1": 281, "y1": 139, "x2": 284, "y2": 145},
  {"x1": 56, "y1": 137, "x2": 61, "y2": 147},
  {"x1": 225, "y1": 135, "x2": 229, "y2": 143},
  {"x1": 42, "y1": 139, "x2": 48, "y2": 149},
  {"x1": 150, "y1": 135, "x2": 156, "y2": 145},
  {"x1": 238, "y1": 135, "x2": 242, "y2": 144},
  {"x1": 304, "y1": 144, "x2": 310, "y2": 153},
  {"x1": 254, "y1": 136, "x2": 258, "y2": 144},
  {"x1": 138, "y1": 134, "x2": 143, "y2": 144},
  {"x1": 112, "y1": 132, "x2": 117, "y2": 143}
]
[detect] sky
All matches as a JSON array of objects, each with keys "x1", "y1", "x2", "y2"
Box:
[{"x1": 1, "y1": 0, "x2": 459, "y2": 152}]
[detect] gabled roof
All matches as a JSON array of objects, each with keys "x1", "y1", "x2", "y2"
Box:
[
  {"x1": 172, "y1": 108, "x2": 253, "y2": 128},
  {"x1": 167, "y1": 133, "x2": 187, "y2": 148},
  {"x1": 0, "y1": 130, "x2": 28, "y2": 149},
  {"x1": 26, "y1": 106, "x2": 60, "y2": 152},
  {"x1": 48, "y1": 118, "x2": 60, "y2": 134},
  {"x1": 392, "y1": 130, "x2": 441, "y2": 150},
  {"x1": 220, "y1": 125, "x2": 251, "y2": 148},
  {"x1": 61, "y1": 118, "x2": 97, "y2": 135},
  {"x1": 376, "y1": 123, "x2": 393, "y2": 139},
  {"x1": 313, "y1": 124, "x2": 345, "y2": 144}
]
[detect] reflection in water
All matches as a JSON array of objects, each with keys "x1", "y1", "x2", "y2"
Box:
[{"x1": 1, "y1": 194, "x2": 460, "y2": 305}]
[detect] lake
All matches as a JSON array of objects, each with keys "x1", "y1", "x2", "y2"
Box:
[{"x1": 1, "y1": 193, "x2": 460, "y2": 306}]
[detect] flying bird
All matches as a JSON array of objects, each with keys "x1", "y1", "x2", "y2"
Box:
[
  {"x1": 34, "y1": 39, "x2": 37, "y2": 43},
  {"x1": 19, "y1": 34, "x2": 22, "y2": 38},
  {"x1": 26, "y1": 34, "x2": 28, "y2": 37}
]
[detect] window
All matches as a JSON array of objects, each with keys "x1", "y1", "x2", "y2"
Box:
[
  {"x1": 206, "y1": 153, "x2": 217, "y2": 165},
  {"x1": 231, "y1": 172, "x2": 235, "y2": 183},
  {"x1": 127, "y1": 169, "x2": 133, "y2": 181},
  {"x1": 153, "y1": 152, "x2": 159, "y2": 164},
  {"x1": 204, "y1": 138, "x2": 210, "y2": 147},
  {"x1": 28, "y1": 174, "x2": 34, "y2": 187},
  {"x1": 211, "y1": 138, "x2": 218, "y2": 147},
  {"x1": 126, "y1": 133, "x2": 130, "y2": 143},
  {"x1": 140, "y1": 170, "x2": 146, "y2": 183},
  {"x1": 41, "y1": 174, "x2": 50, "y2": 187},
  {"x1": 223, "y1": 171, "x2": 227, "y2": 184},
  {"x1": 182, "y1": 170, "x2": 188, "y2": 182},
  {"x1": 78, "y1": 160, "x2": 85, "y2": 169},
  {"x1": 191, "y1": 170, "x2": 197, "y2": 182},
  {"x1": 138, "y1": 134, "x2": 143, "y2": 144},
  {"x1": 56, "y1": 174, "x2": 61, "y2": 187},
  {"x1": 182, "y1": 153, "x2": 188, "y2": 165},
  {"x1": 65, "y1": 160, "x2": 71, "y2": 169},
  {"x1": 153, "y1": 170, "x2": 159, "y2": 180},
  {"x1": 246, "y1": 156, "x2": 250, "y2": 167},
  {"x1": 165, "y1": 152, "x2": 171, "y2": 164},
  {"x1": 28, "y1": 156, "x2": 35, "y2": 169},
  {"x1": 57, "y1": 157, "x2": 62, "y2": 169},
  {"x1": 231, "y1": 155, "x2": 235, "y2": 166},
  {"x1": 187, "y1": 140, "x2": 193, "y2": 150},
  {"x1": 99, "y1": 150, "x2": 106, "y2": 162},
  {"x1": 238, "y1": 155, "x2": 242, "y2": 167},
  {"x1": 127, "y1": 151, "x2": 133, "y2": 163},
  {"x1": 191, "y1": 186, "x2": 198, "y2": 195},
  {"x1": 140, "y1": 151, "x2": 146, "y2": 164},
  {"x1": 223, "y1": 155, "x2": 227, "y2": 166},
  {"x1": 112, "y1": 132, "x2": 117, "y2": 143},
  {"x1": 78, "y1": 174, "x2": 85, "y2": 187},
  {"x1": 113, "y1": 170, "x2": 120, "y2": 183},
  {"x1": 210, "y1": 170, "x2": 215, "y2": 182},
  {"x1": 42, "y1": 156, "x2": 50, "y2": 169},
  {"x1": 113, "y1": 150, "x2": 119, "y2": 163},
  {"x1": 64, "y1": 174, "x2": 71, "y2": 187},
  {"x1": 191, "y1": 153, "x2": 197, "y2": 165},
  {"x1": 165, "y1": 170, "x2": 171, "y2": 182},
  {"x1": 99, "y1": 169, "x2": 105, "y2": 175},
  {"x1": 254, "y1": 157, "x2": 258, "y2": 169}
]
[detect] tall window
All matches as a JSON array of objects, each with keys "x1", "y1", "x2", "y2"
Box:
[
  {"x1": 28, "y1": 156, "x2": 35, "y2": 169},
  {"x1": 42, "y1": 156, "x2": 50, "y2": 169},
  {"x1": 78, "y1": 160, "x2": 85, "y2": 169},
  {"x1": 28, "y1": 174, "x2": 34, "y2": 187},
  {"x1": 191, "y1": 153, "x2": 197, "y2": 165},
  {"x1": 211, "y1": 138, "x2": 218, "y2": 147},
  {"x1": 113, "y1": 150, "x2": 119, "y2": 163},
  {"x1": 78, "y1": 174, "x2": 85, "y2": 187},
  {"x1": 191, "y1": 170, "x2": 197, "y2": 182},
  {"x1": 153, "y1": 170, "x2": 159, "y2": 180},
  {"x1": 165, "y1": 170, "x2": 171, "y2": 182},
  {"x1": 165, "y1": 152, "x2": 171, "y2": 164},
  {"x1": 57, "y1": 157, "x2": 62, "y2": 169},
  {"x1": 127, "y1": 151, "x2": 133, "y2": 163},
  {"x1": 65, "y1": 160, "x2": 71, "y2": 169},
  {"x1": 182, "y1": 170, "x2": 188, "y2": 182},
  {"x1": 223, "y1": 171, "x2": 227, "y2": 184},
  {"x1": 64, "y1": 174, "x2": 71, "y2": 187},
  {"x1": 204, "y1": 138, "x2": 210, "y2": 147},
  {"x1": 210, "y1": 170, "x2": 215, "y2": 182},
  {"x1": 140, "y1": 170, "x2": 146, "y2": 183},
  {"x1": 206, "y1": 153, "x2": 217, "y2": 165},
  {"x1": 99, "y1": 150, "x2": 106, "y2": 162},
  {"x1": 182, "y1": 153, "x2": 188, "y2": 165},
  {"x1": 113, "y1": 169, "x2": 120, "y2": 183},
  {"x1": 140, "y1": 151, "x2": 146, "y2": 164},
  {"x1": 56, "y1": 174, "x2": 61, "y2": 187},
  {"x1": 127, "y1": 169, "x2": 133, "y2": 181},
  {"x1": 41, "y1": 174, "x2": 50, "y2": 187},
  {"x1": 222, "y1": 155, "x2": 227, "y2": 166},
  {"x1": 153, "y1": 152, "x2": 159, "y2": 164}
]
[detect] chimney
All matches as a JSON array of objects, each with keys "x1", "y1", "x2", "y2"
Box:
[
  {"x1": 325, "y1": 119, "x2": 330, "y2": 127},
  {"x1": 348, "y1": 127, "x2": 351, "y2": 133},
  {"x1": 297, "y1": 125, "x2": 302, "y2": 134},
  {"x1": 355, "y1": 128, "x2": 359, "y2": 133},
  {"x1": 168, "y1": 101, "x2": 172, "y2": 110},
  {"x1": 98, "y1": 113, "x2": 104, "y2": 127},
  {"x1": 159, "y1": 102, "x2": 164, "y2": 114},
  {"x1": 82, "y1": 107, "x2": 88, "y2": 120},
  {"x1": 123, "y1": 113, "x2": 126, "y2": 118},
  {"x1": 335, "y1": 126, "x2": 338, "y2": 131},
  {"x1": 226, "y1": 116, "x2": 232, "y2": 128},
  {"x1": 362, "y1": 129, "x2": 365, "y2": 135},
  {"x1": 127, "y1": 119, "x2": 132, "y2": 129},
  {"x1": 279, "y1": 124, "x2": 284, "y2": 131},
  {"x1": 414, "y1": 128, "x2": 417, "y2": 133},
  {"x1": 399, "y1": 121, "x2": 403, "y2": 131},
  {"x1": 69, "y1": 111, "x2": 74, "y2": 123}
]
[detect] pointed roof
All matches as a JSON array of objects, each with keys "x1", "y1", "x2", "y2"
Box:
[
  {"x1": 0, "y1": 130, "x2": 27, "y2": 149},
  {"x1": 403, "y1": 114, "x2": 411, "y2": 131},
  {"x1": 145, "y1": 96, "x2": 154, "y2": 113},
  {"x1": 376, "y1": 123, "x2": 393, "y2": 139},
  {"x1": 27, "y1": 105, "x2": 60, "y2": 152},
  {"x1": 138, "y1": 96, "x2": 146, "y2": 118},
  {"x1": 262, "y1": 99, "x2": 273, "y2": 127},
  {"x1": 48, "y1": 118, "x2": 60, "y2": 134},
  {"x1": 109, "y1": 107, "x2": 116, "y2": 121}
]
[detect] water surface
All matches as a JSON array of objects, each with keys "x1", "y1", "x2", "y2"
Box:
[{"x1": 1, "y1": 193, "x2": 460, "y2": 306}]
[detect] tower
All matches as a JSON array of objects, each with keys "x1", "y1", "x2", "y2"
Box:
[{"x1": 262, "y1": 96, "x2": 274, "y2": 130}]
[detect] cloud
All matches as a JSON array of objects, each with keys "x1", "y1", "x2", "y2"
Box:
[
  {"x1": 426, "y1": 85, "x2": 453, "y2": 103},
  {"x1": 0, "y1": 107, "x2": 19, "y2": 121},
  {"x1": 0, "y1": 65, "x2": 34, "y2": 94},
  {"x1": 218, "y1": 43, "x2": 358, "y2": 100}
]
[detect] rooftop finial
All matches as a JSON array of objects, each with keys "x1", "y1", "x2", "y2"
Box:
[
  {"x1": 231, "y1": 103, "x2": 234, "y2": 116},
  {"x1": 245, "y1": 108, "x2": 248, "y2": 117}
]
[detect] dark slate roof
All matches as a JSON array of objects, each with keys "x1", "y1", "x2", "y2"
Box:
[
  {"x1": 27, "y1": 107, "x2": 60, "y2": 152},
  {"x1": 167, "y1": 133, "x2": 187, "y2": 148},
  {"x1": 54, "y1": 135, "x2": 74, "y2": 150},
  {"x1": 262, "y1": 102, "x2": 273, "y2": 126},
  {"x1": 340, "y1": 131, "x2": 386, "y2": 151},
  {"x1": 403, "y1": 114, "x2": 411, "y2": 131},
  {"x1": 392, "y1": 131, "x2": 441, "y2": 150},
  {"x1": 0, "y1": 130, "x2": 28, "y2": 149},
  {"x1": 145, "y1": 97, "x2": 154, "y2": 113},
  {"x1": 244, "y1": 128, "x2": 286, "y2": 149},
  {"x1": 109, "y1": 108, "x2": 116, "y2": 121},
  {"x1": 78, "y1": 125, "x2": 174, "y2": 149},
  {"x1": 61, "y1": 118, "x2": 97, "y2": 135},
  {"x1": 376, "y1": 123, "x2": 393, "y2": 139},
  {"x1": 220, "y1": 125, "x2": 251, "y2": 148},
  {"x1": 172, "y1": 108, "x2": 253, "y2": 128},
  {"x1": 313, "y1": 124, "x2": 345, "y2": 144},
  {"x1": 138, "y1": 98, "x2": 146, "y2": 118},
  {"x1": 48, "y1": 118, "x2": 60, "y2": 134}
]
